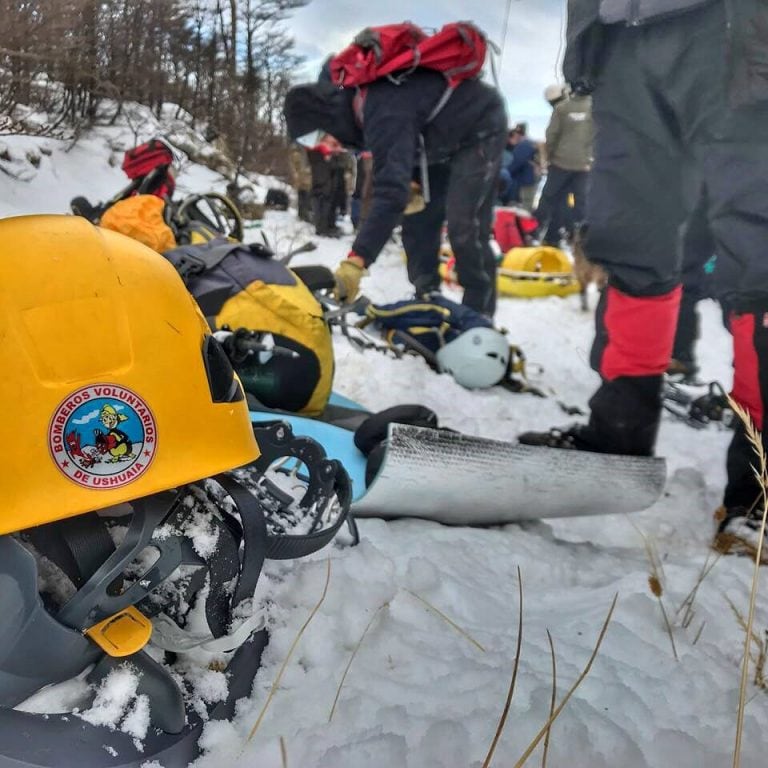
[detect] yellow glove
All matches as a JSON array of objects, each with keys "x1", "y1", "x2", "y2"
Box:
[
  {"x1": 334, "y1": 256, "x2": 366, "y2": 302},
  {"x1": 403, "y1": 181, "x2": 426, "y2": 216}
]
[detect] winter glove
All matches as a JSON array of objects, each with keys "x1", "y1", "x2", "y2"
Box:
[
  {"x1": 334, "y1": 255, "x2": 366, "y2": 302},
  {"x1": 403, "y1": 181, "x2": 426, "y2": 216}
]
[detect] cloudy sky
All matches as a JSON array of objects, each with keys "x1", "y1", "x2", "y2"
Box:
[{"x1": 285, "y1": 0, "x2": 567, "y2": 139}]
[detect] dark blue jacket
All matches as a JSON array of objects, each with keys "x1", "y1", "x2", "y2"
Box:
[
  {"x1": 506, "y1": 139, "x2": 538, "y2": 188},
  {"x1": 283, "y1": 71, "x2": 507, "y2": 266}
]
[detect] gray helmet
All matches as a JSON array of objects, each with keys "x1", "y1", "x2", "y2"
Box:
[{"x1": 436, "y1": 327, "x2": 510, "y2": 389}]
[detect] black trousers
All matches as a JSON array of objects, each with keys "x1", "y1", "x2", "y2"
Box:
[
  {"x1": 402, "y1": 131, "x2": 506, "y2": 317},
  {"x1": 581, "y1": 1, "x2": 768, "y2": 500},
  {"x1": 297, "y1": 189, "x2": 312, "y2": 223},
  {"x1": 534, "y1": 166, "x2": 588, "y2": 246},
  {"x1": 672, "y1": 188, "x2": 716, "y2": 366},
  {"x1": 307, "y1": 152, "x2": 337, "y2": 235}
]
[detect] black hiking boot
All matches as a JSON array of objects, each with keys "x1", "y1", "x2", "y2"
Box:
[
  {"x1": 518, "y1": 423, "x2": 606, "y2": 452},
  {"x1": 712, "y1": 506, "x2": 768, "y2": 565},
  {"x1": 519, "y1": 376, "x2": 662, "y2": 457},
  {"x1": 666, "y1": 357, "x2": 699, "y2": 383}
]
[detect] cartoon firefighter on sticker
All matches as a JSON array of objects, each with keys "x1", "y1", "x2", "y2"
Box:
[{"x1": 94, "y1": 403, "x2": 136, "y2": 463}]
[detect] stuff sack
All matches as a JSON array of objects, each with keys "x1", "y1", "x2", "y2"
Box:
[
  {"x1": 163, "y1": 239, "x2": 334, "y2": 415},
  {"x1": 99, "y1": 194, "x2": 177, "y2": 252}
]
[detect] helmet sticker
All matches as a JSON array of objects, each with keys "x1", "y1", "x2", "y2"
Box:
[{"x1": 49, "y1": 384, "x2": 157, "y2": 488}]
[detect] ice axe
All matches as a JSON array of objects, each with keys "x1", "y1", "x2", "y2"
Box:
[{"x1": 279, "y1": 240, "x2": 318, "y2": 265}]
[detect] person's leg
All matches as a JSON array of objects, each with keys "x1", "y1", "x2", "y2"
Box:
[
  {"x1": 570, "y1": 171, "x2": 588, "y2": 232},
  {"x1": 519, "y1": 184, "x2": 537, "y2": 214},
  {"x1": 534, "y1": 167, "x2": 570, "y2": 245},
  {"x1": 477, "y1": 165, "x2": 500, "y2": 317},
  {"x1": 670, "y1": 189, "x2": 714, "y2": 376},
  {"x1": 642, "y1": 4, "x2": 768, "y2": 550},
  {"x1": 701, "y1": 131, "x2": 768, "y2": 518},
  {"x1": 297, "y1": 189, "x2": 312, "y2": 222},
  {"x1": 308, "y1": 153, "x2": 334, "y2": 235},
  {"x1": 498, "y1": 167, "x2": 513, "y2": 205},
  {"x1": 401, "y1": 164, "x2": 450, "y2": 295},
  {"x1": 445, "y1": 132, "x2": 506, "y2": 316},
  {"x1": 521, "y1": 23, "x2": 688, "y2": 456}
]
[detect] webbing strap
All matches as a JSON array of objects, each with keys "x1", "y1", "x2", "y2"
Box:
[
  {"x1": 213, "y1": 474, "x2": 268, "y2": 610},
  {"x1": 165, "y1": 241, "x2": 242, "y2": 280},
  {"x1": 28, "y1": 514, "x2": 116, "y2": 588}
]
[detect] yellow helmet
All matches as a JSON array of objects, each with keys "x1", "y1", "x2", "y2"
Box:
[{"x1": 0, "y1": 214, "x2": 258, "y2": 534}]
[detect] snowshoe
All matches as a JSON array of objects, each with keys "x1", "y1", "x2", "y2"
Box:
[
  {"x1": 0, "y1": 422, "x2": 354, "y2": 768},
  {"x1": 662, "y1": 380, "x2": 734, "y2": 429}
]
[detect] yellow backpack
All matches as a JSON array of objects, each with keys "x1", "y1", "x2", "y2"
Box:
[{"x1": 163, "y1": 239, "x2": 333, "y2": 416}]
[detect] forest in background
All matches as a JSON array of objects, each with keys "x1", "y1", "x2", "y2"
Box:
[{"x1": 0, "y1": 0, "x2": 309, "y2": 174}]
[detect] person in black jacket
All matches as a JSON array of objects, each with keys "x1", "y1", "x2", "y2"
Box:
[
  {"x1": 283, "y1": 70, "x2": 508, "y2": 316},
  {"x1": 519, "y1": 0, "x2": 768, "y2": 562}
]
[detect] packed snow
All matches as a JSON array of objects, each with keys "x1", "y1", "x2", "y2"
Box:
[{"x1": 1, "y1": 112, "x2": 766, "y2": 768}]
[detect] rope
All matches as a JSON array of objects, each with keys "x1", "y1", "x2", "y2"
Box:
[
  {"x1": 500, "y1": 0, "x2": 514, "y2": 70},
  {"x1": 555, "y1": 0, "x2": 567, "y2": 80}
]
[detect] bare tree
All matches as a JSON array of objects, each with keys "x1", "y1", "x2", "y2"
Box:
[{"x1": 0, "y1": 0, "x2": 309, "y2": 172}]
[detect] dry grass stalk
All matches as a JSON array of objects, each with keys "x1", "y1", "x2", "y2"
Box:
[
  {"x1": 482, "y1": 566, "x2": 524, "y2": 768},
  {"x1": 628, "y1": 518, "x2": 678, "y2": 661},
  {"x1": 245, "y1": 558, "x2": 332, "y2": 745},
  {"x1": 657, "y1": 593, "x2": 679, "y2": 661},
  {"x1": 512, "y1": 593, "x2": 618, "y2": 768},
  {"x1": 328, "y1": 601, "x2": 389, "y2": 723},
  {"x1": 727, "y1": 398, "x2": 768, "y2": 768},
  {"x1": 676, "y1": 551, "x2": 722, "y2": 630},
  {"x1": 725, "y1": 596, "x2": 767, "y2": 693},
  {"x1": 692, "y1": 621, "x2": 706, "y2": 646},
  {"x1": 280, "y1": 736, "x2": 288, "y2": 768},
  {"x1": 541, "y1": 629, "x2": 557, "y2": 768},
  {"x1": 405, "y1": 589, "x2": 487, "y2": 653}
]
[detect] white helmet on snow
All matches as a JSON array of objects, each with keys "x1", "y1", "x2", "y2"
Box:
[
  {"x1": 544, "y1": 83, "x2": 567, "y2": 103},
  {"x1": 436, "y1": 327, "x2": 510, "y2": 389}
]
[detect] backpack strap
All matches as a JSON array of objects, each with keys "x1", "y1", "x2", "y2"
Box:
[{"x1": 163, "y1": 240, "x2": 272, "y2": 280}]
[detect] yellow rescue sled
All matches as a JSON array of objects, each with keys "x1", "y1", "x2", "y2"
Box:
[{"x1": 440, "y1": 246, "x2": 581, "y2": 298}]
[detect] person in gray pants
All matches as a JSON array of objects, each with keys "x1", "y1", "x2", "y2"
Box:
[{"x1": 519, "y1": 0, "x2": 768, "y2": 562}]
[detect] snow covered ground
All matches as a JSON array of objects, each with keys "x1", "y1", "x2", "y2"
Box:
[{"x1": 1, "y1": 117, "x2": 766, "y2": 768}]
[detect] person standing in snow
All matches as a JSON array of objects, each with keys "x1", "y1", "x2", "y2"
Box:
[
  {"x1": 288, "y1": 142, "x2": 313, "y2": 223},
  {"x1": 520, "y1": 0, "x2": 768, "y2": 562},
  {"x1": 306, "y1": 133, "x2": 344, "y2": 237},
  {"x1": 534, "y1": 82, "x2": 593, "y2": 246},
  {"x1": 499, "y1": 124, "x2": 541, "y2": 212},
  {"x1": 283, "y1": 70, "x2": 508, "y2": 316}
]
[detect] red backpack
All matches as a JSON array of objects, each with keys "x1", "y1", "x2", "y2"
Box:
[
  {"x1": 329, "y1": 22, "x2": 491, "y2": 200},
  {"x1": 330, "y1": 21, "x2": 489, "y2": 93},
  {"x1": 494, "y1": 208, "x2": 539, "y2": 252},
  {"x1": 121, "y1": 138, "x2": 176, "y2": 199}
]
